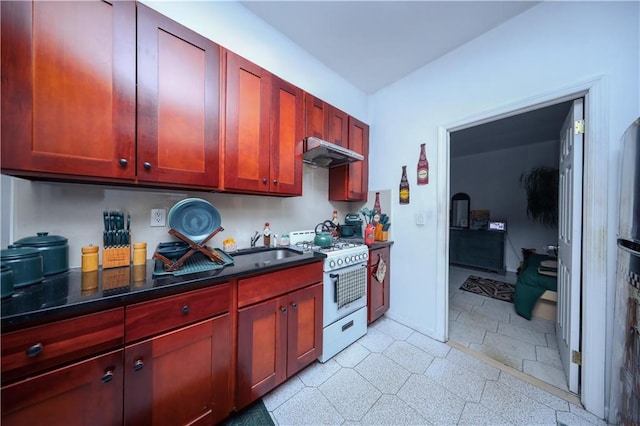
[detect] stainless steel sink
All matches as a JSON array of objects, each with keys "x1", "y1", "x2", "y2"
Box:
[{"x1": 230, "y1": 247, "x2": 305, "y2": 266}]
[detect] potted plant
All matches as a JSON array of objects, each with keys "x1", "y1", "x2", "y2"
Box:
[{"x1": 519, "y1": 166, "x2": 559, "y2": 227}]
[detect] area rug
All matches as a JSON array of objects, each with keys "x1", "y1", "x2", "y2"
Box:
[
  {"x1": 460, "y1": 275, "x2": 515, "y2": 303},
  {"x1": 221, "y1": 399, "x2": 274, "y2": 426}
]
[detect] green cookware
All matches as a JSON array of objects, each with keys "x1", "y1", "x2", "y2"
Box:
[{"x1": 13, "y1": 232, "x2": 69, "y2": 276}]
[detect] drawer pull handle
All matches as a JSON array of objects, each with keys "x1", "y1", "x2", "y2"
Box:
[
  {"x1": 26, "y1": 343, "x2": 43, "y2": 357},
  {"x1": 280, "y1": 306, "x2": 287, "y2": 313},
  {"x1": 143, "y1": 162, "x2": 152, "y2": 170},
  {"x1": 291, "y1": 302, "x2": 297, "y2": 309},
  {"x1": 262, "y1": 178, "x2": 268, "y2": 184},
  {"x1": 101, "y1": 369, "x2": 114, "y2": 383},
  {"x1": 119, "y1": 158, "x2": 128, "y2": 167},
  {"x1": 133, "y1": 359, "x2": 144, "y2": 372},
  {"x1": 182, "y1": 305, "x2": 190, "y2": 314}
]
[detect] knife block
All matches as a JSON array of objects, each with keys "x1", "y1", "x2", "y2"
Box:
[{"x1": 102, "y1": 245, "x2": 131, "y2": 269}]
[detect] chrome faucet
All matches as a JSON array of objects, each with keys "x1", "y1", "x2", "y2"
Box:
[{"x1": 250, "y1": 231, "x2": 261, "y2": 247}]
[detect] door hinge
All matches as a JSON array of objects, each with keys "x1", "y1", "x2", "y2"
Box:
[
  {"x1": 572, "y1": 350, "x2": 582, "y2": 365},
  {"x1": 574, "y1": 120, "x2": 585, "y2": 135}
]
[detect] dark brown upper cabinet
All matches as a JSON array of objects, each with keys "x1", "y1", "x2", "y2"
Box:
[
  {"x1": 1, "y1": 0, "x2": 136, "y2": 181},
  {"x1": 224, "y1": 51, "x2": 303, "y2": 196},
  {"x1": 136, "y1": 3, "x2": 220, "y2": 189}
]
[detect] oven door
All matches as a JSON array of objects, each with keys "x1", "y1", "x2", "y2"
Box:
[{"x1": 323, "y1": 262, "x2": 367, "y2": 327}]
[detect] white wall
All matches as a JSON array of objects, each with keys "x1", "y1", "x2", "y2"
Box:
[
  {"x1": 2, "y1": 0, "x2": 371, "y2": 268},
  {"x1": 451, "y1": 140, "x2": 559, "y2": 272},
  {"x1": 369, "y1": 0, "x2": 638, "y2": 341}
]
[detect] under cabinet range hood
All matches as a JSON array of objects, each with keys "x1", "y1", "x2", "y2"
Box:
[{"x1": 302, "y1": 137, "x2": 364, "y2": 168}]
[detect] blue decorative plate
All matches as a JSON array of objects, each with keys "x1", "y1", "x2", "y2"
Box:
[{"x1": 168, "y1": 198, "x2": 221, "y2": 243}]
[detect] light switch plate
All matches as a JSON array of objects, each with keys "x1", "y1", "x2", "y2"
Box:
[
  {"x1": 415, "y1": 211, "x2": 426, "y2": 226},
  {"x1": 150, "y1": 208, "x2": 166, "y2": 227}
]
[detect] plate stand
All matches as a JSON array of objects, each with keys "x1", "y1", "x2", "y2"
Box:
[{"x1": 153, "y1": 226, "x2": 225, "y2": 272}]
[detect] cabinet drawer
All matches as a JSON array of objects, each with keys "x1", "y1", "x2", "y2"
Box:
[
  {"x1": 238, "y1": 262, "x2": 323, "y2": 308},
  {"x1": 125, "y1": 284, "x2": 230, "y2": 343},
  {"x1": 1, "y1": 308, "x2": 124, "y2": 383}
]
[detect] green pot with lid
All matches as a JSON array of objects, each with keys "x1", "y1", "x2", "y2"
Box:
[
  {"x1": 1, "y1": 265, "x2": 14, "y2": 298},
  {"x1": 13, "y1": 232, "x2": 69, "y2": 276},
  {"x1": 1, "y1": 246, "x2": 44, "y2": 287}
]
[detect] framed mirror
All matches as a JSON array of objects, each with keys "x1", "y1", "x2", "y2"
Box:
[{"x1": 451, "y1": 193, "x2": 470, "y2": 228}]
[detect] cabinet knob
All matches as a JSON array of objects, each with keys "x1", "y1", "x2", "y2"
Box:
[
  {"x1": 262, "y1": 178, "x2": 268, "y2": 184},
  {"x1": 273, "y1": 179, "x2": 278, "y2": 185},
  {"x1": 143, "y1": 162, "x2": 152, "y2": 170},
  {"x1": 133, "y1": 359, "x2": 144, "y2": 372},
  {"x1": 119, "y1": 158, "x2": 128, "y2": 167},
  {"x1": 26, "y1": 343, "x2": 43, "y2": 358},
  {"x1": 280, "y1": 306, "x2": 287, "y2": 313},
  {"x1": 181, "y1": 305, "x2": 190, "y2": 314},
  {"x1": 101, "y1": 369, "x2": 114, "y2": 383},
  {"x1": 291, "y1": 302, "x2": 297, "y2": 309}
]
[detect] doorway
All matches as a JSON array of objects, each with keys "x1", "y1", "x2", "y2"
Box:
[
  {"x1": 435, "y1": 77, "x2": 609, "y2": 417},
  {"x1": 447, "y1": 100, "x2": 573, "y2": 392}
]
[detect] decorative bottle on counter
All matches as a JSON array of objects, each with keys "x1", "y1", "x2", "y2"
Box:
[
  {"x1": 263, "y1": 222, "x2": 271, "y2": 247},
  {"x1": 373, "y1": 192, "x2": 381, "y2": 224},
  {"x1": 417, "y1": 143, "x2": 429, "y2": 185},
  {"x1": 331, "y1": 210, "x2": 339, "y2": 226},
  {"x1": 399, "y1": 165, "x2": 410, "y2": 204}
]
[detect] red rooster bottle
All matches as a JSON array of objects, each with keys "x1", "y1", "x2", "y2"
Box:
[{"x1": 417, "y1": 143, "x2": 429, "y2": 185}]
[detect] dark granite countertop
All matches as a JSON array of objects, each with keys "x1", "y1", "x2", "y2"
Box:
[{"x1": 1, "y1": 250, "x2": 325, "y2": 333}]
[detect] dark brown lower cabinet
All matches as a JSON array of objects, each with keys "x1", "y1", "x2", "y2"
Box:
[
  {"x1": 124, "y1": 313, "x2": 232, "y2": 425},
  {"x1": 236, "y1": 283, "x2": 322, "y2": 409},
  {"x1": 1, "y1": 350, "x2": 124, "y2": 426},
  {"x1": 368, "y1": 245, "x2": 391, "y2": 324}
]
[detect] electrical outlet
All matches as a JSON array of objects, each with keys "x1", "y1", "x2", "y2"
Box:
[{"x1": 150, "y1": 208, "x2": 166, "y2": 227}]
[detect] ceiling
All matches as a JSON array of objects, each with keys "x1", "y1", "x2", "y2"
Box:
[
  {"x1": 450, "y1": 100, "x2": 573, "y2": 158},
  {"x1": 240, "y1": 1, "x2": 569, "y2": 156},
  {"x1": 240, "y1": 1, "x2": 539, "y2": 95}
]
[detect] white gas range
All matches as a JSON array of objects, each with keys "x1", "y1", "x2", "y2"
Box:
[{"x1": 289, "y1": 230, "x2": 369, "y2": 362}]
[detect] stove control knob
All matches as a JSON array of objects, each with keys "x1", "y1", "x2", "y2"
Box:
[
  {"x1": 345, "y1": 256, "x2": 350, "y2": 264},
  {"x1": 351, "y1": 256, "x2": 356, "y2": 262},
  {"x1": 329, "y1": 260, "x2": 336, "y2": 268},
  {"x1": 337, "y1": 259, "x2": 343, "y2": 266}
]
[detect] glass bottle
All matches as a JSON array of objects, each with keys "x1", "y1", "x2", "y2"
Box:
[
  {"x1": 417, "y1": 143, "x2": 429, "y2": 185},
  {"x1": 373, "y1": 192, "x2": 381, "y2": 224},
  {"x1": 399, "y1": 166, "x2": 410, "y2": 205},
  {"x1": 263, "y1": 222, "x2": 271, "y2": 247}
]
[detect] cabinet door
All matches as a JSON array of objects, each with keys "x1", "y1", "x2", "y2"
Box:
[
  {"x1": 137, "y1": 4, "x2": 220, "y2": 189},
  {"x1": 329, "y1": 116, "x2": 370, "y2": 201},
  {"x1": 124, "y1": 315, "x2": 231, "y2": 425},
  {"x1": 270, "y1": 76, "x2": 303, "y2": 195},
  {"x1": 327, "y1": 106, "x2": 349, "y2": 147},
  {"x1": 237, "y1": 296, "x2": 287, "y2": 409},
  {"x1": 304, "y1": 93, "x2": 327, "y2": 139},
  {"x1": 286, "y1": 283, "x2": 323, "y2": 376},
  {"x1": 1, "y1": 350, "x2": 123, "y2": 426},
  {"x1": 1, "y1": 0, "x2": 136, "y2": 180},
  {"x1": 368, "y1": 246, "x2": 391, "y2": 323},
  {"x1": 224, "y1": 52, "x2": 271, "y2": 193}
]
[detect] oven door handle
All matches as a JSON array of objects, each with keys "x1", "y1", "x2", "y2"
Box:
[{"x1": 330, "y1": 273, "x2": 339, "y2": 303}]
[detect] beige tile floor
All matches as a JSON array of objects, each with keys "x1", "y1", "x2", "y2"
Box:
[
  {"x1": 263, "y1": 315, "x2": 606, "y2": 425},
  {"x1": 448, "y1": 265, "x2": 568, "y2": 391}
]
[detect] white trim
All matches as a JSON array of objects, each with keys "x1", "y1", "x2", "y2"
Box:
[{"x1": 436, "y1": 76, "x2": 607, "y2": 418}]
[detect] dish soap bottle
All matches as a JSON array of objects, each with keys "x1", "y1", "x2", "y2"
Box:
[
  {"x1": 263, "y1": 222, "x2": 271, "y2": 247},
  {"x1": 399, "y1": 165, "x2": 410, "y2": 205},
  {"x1": 417, "y1": 143, "x2": 429, "y2": 185}
]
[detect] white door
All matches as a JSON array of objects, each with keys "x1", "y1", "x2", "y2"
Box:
[{"x1": 556, "y1": 98, "x2": 584, "y2": 394}]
